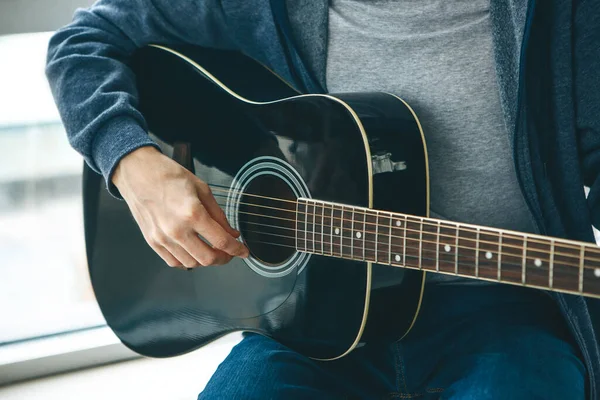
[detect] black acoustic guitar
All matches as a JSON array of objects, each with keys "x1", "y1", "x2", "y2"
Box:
[{"x1": 84, "y1": 45, "x2": 600, "y2": 361}]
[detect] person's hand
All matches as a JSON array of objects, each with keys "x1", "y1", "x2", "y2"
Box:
[{"x1": 112, "y1": 146, "x2": 249, "y2": 269}]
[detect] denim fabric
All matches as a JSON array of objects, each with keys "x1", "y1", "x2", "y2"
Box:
[{"x1": 199, "y1": 284, "x2": 585, "y2": 399}]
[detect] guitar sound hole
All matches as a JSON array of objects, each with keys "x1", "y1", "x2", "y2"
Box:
[{"x1": 239, "y1": 175, "x2": 298, "y2": 265}]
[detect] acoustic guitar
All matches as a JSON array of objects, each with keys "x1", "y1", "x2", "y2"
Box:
[{"x1": 83, "y1": 44, "x2": 600, "y2": 361}]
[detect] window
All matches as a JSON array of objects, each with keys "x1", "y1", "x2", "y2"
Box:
[{"x1": 0, "y1": 32, "x2": 105, "y2": 345}]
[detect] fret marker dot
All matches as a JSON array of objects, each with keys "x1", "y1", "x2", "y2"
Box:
[
  {"x1": 396, "y1": 220, "x2": 402, "y2": 227},
  {"x1": 444, "y1": 244, "x2": 451, "y2": 252},
  {"x1": 595, "y1": 268, "x2": 600, "y2": 278},
  {"x1": 534, "y1": 258, "x2": 542, "y2": 267},
  {"x1": 485, "y1": 251, "x2": 493, "y2": 260},
  {"x1": 356, "y1": 232, "x2": 362, "y2": 239},
  {"x1": 335, "y1": 228, "x2": 340, "y2": 235},
  {"x1": 395, "y1": 255, "x2": 401, "y2": 262}
]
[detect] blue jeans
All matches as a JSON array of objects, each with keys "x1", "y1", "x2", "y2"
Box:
[{"x1": 199, "y1": 283, "x2": 586, "y2": 399}]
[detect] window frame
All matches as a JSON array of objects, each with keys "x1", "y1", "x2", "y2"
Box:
[{"x1": 0, "y1": 326, "x2": 140, "y2": 385}]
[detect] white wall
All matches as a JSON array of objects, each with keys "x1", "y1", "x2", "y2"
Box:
[{"x1": 0, "y1": 0, "x2": 94, "y2": 36}]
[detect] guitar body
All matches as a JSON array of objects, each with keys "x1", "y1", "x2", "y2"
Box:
[{"x1": 84, "y1": 45, "x2": 428, "y2": 360}]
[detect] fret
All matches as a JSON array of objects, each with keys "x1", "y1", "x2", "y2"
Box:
[
  {"x1": 420, "y1": 218, "x2": 439, "y2": 272},
  {"x1": 478, "y1": 229, "x2": 500, "y2": 280},
  {"x1": 363, "y1": 210, "x2": 378, "y2": 263},
  {"x1": 403, "y1": 215, "x2": 407, "y2": 265},
  {"x1": 352, "y1": 207, "x2": 366, "y2": 261},
  {"x1": 436, "y1": 221, "x2": 441, "y2": 272},
  {"x1": 387, "y1": 213, "x2": 393, "y2": 264},
  {"x1": 390, "y1": 215, "x2": 406, "y2": 266},
  {"x1": 579, "y1": 245, "x2": 585, "y2": 293},
  {"x1": 320, "y1": 203, "x2": 330, "y2": 256},
  {"x1": 340, "y1": 206, "x2": 353, "y2": 259},
  {"x1": 374, "y1": 211, "x2": 380, "y2": 263},
  {"x1": 552, "y1": 243, "x2": 580, "y2": 292},
  {"x1": 498, "y1": 232, "x2": 503, "y2": 281},
  {"x1": 438, "y1": 221, "x2": 458, "y2": 273},
  {"x1": 475, "y1": 228, "x2": 480, "y2": 278},
  {"x1": 304, "y1": 200, "x2": 315, "y2": 254},
  {"x1": 296, "y1": 199, "x2": 307, "y2": 252},
  {"x1": 522, "y1": 236, "x2": 527, "y2": 284},
  {"x1": 321, "y1": 202, "x2": 326, "y2": 254},
  {"x1": 457, "y1": 226, "x2": 477, "y2": 277},
  {"x1": 404, "y1": 217, "x2": 421, "y2": 269},
  {"x1": 549, "y1": 240, "x2": 555, "y2": 289},
  {"x1": 304, "y1": 199, "x2": 309, "y2": 252},
  {"x1": 419, "y1": 218, "x2": 424, "y2": 270},
  {"x1": 340, "y1": 205, "x2": 345, "y2": 257},
  {"x1": 350, "y1": 207, "x2": 355, "y2": 260},
  {"x1": 499, "y1": 234, "x2": 523, "y2": 284},
  {"x1": 331, "y1": 204, "x2": 343, "y2": 257},
  {"x1": 330, "y1": 204, "x2": 335, "y2": 256},
  {"x1": 312, "y1": 203, "x2": 317, "y2": 253},
  {"x1": 455, "y1": 224, "x2": 459, "y2": 275},
  {"x1": 524, "y1": 237, "x2": 551, "y2": 288},
  {"x1": 321, "y1": 202, "x2": 332, "y2": 256},
  {"x1": 582, "y1": 246, "x2": 600, "y2": 297},
  {"x1": 313, "y1": 202, "x2": 324, "y2": 255},
  {"x1": 304, "y1": 200, "x2": 315, "y2": 253}
]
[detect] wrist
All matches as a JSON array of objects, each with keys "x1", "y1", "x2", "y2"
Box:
[{"x1": 111, "y1": 146, "x2": 161, "y2": 189}]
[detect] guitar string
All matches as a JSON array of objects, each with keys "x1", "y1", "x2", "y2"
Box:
[
  {"x1": 236, "y1": 216, "x2": 561, "y2": 264},
  {"x1": 207, "y1": 183, "x2": 600, "y2": 255},
  {"x1": 241, "y1": 237, "x2": 586, "y2": 283},
  {"x1": 237, "y1": 223, "x2": 589, "y2": 280},
  {"x1": 242, "y1": 238, "x2": 599, "y2": 298},
  {"x1": 235, "y1": 219, "x2": 594, "y2": 277},
  {"x1": 231, "y1": 206, "x2": 585, "y2": 265},
  {"x1": 222, "y1": 206, "x2": 599, "y2": 272},
  {"x1": 242, "y1": 238, "x2": 600, "y2": 297},
  {"x1": 216, "y1": 193, "x2": 597, "y2": 262},
  {"x1": 212, "y1": 194, "x2": 600, "y2": 264},
  {"x1": 223, "y1": 205, "x2": 600, "y2": 270},
  {"x1": 239, "y1": 236, "x2": 591, "y2": 287}
]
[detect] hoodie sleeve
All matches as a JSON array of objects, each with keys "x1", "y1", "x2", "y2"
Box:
[
  {"x1": 575, "y1": 0, "x2": 600, "y2": 229},
  {"x1": 574, "y1": 0, "x2": 600, "y2": 353},
  {"x1": 45, "y1": 0, "x2": 235, "y2": 196}
]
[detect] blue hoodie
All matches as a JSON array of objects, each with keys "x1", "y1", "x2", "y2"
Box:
[{"x1": 45, "y1": 0, "x2": 600, "y2": 397}]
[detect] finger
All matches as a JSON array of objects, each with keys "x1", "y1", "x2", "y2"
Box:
[
  {"x1": 164, "y1": 241, "x2": 200, "y2": 269},
  {"x1": 152, "y1": 244, "x2": 183, "y2": 268},
  {"x1": 144, "y1": 234, "x2": 183, "y2": 268},
  {"x1": 195, "y1": 215, "x2": 250, "y2": 258},
  {"x1": 196, "y1": 182, "x2": 240, "y2": 238},
  {"x1": 179, "y1": 233, "x2": 232, "y2": 266}
]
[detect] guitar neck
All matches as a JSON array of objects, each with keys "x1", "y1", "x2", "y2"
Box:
[{"x1": 295, "y1": 198, "x2": 600, "y2": 299}]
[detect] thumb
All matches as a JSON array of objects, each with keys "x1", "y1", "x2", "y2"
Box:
[{"x1": 196, "y1": 180, "x2": 240, "y2": 238}]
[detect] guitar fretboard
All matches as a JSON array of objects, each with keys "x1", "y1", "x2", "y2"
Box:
[{"x1": 295, "y1": 198, "x2": 600, "y2": 299}]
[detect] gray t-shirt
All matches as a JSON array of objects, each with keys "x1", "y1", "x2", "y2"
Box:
[{"x1": 326, "y1": 0, "x2": 538, "y2": 284}]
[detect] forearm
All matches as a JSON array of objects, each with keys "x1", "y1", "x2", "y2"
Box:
[{"x1": 45, "y1": 0, "x2": 234, "y2": 196}]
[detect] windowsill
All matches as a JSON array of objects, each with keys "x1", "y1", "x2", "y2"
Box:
[
  {"x1": 0, "y1": 330, "x2": 241, "y2": 400},
  {"x1": 0, "y1": 326, "x2": 139, "y2": 386}
]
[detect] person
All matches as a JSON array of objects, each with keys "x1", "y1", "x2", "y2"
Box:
[{"x1": 46, "y1": 0, "x2": 599, "y2": 398}]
